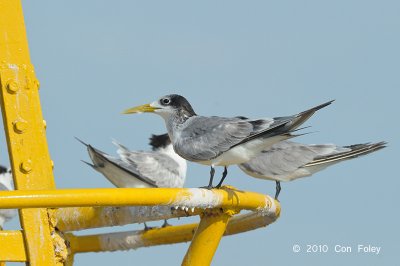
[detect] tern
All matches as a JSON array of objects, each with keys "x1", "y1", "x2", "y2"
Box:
[
  {"x1": 0, "y1": 165, "x2": 17, "y2": 229},
  {"x1": 78, "y1": 134, "x2": 186, "y2": 189},
  {"x1": 238, "y1": 141, "x2": 386, "y2": 199},
  {"x1": 77, "y1": 134, "x2": 187, "y2": 228},
  {"x1": 123, "y1": 94, "x2": 333, "y2": 188}
]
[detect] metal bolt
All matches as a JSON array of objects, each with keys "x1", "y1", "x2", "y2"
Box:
[
  {"x1": 6, "y1": 80, "x2": 19, "y2": 94},
  {"x1": 51, "y1": 160, "x2": 54, "y2": 169},
  {"x1": 13, "y1": 120, "x2": 28, "y2": 133},
  {"x1": 20, "y1": 160, "x2": 33, "y2": 174},
  {"x1": 34, "y1": 79, "x2": 40, "y2": 90},
  {"x1": 43, "y1": 119, "x2": 47, "y2": 129}
]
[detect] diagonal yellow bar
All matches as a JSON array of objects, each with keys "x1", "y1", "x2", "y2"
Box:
[
  {"x1": 182, "y1": 209, "x2": 233, "y2": 265},
  {"x1": 0, "y1": 1, "x2": 59, "y2": 265}
]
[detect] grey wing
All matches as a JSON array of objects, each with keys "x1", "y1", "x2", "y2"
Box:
[
  {"x1": 239, "y1": 141, "x2": 339, "y2": 177},
  {"x1": 119, "y1": 151, "x2": 183, "y2": 188},
  {"x1": 87, "y1": 145, "x2": 158, "y2": 188},
  {"x1": 175, "y1": 116, "x2": 256, "y2": 161},
  {"x1": 0, "y1": 183, "x2": 9, "y2": 191}
]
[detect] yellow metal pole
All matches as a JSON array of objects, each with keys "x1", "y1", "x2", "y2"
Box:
[
  {"x1": 0, "y1": 230, "x2": 27, "y2": 262},
  {"x1": 66, "y1": 210, "x2": 280, "y2": 254},
  {"x1": 0, "y1": 187, "x2": 272, "y2": 211},
  {"x1": 182, "y1": 209, "x2": 233, "y2": 266},
  {"x1": 0, "y1": 1, "x2": 59, "y2": 265},
  {"x1": 54, "y1": 206, "x2": 202, "y2": 232},
  {"x1": 0, "y1": 208, "x2": 281, "y2": 260}
]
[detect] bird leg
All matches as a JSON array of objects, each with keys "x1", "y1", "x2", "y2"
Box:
[
  {"x1": 202, "y1": 166, "x2": 215, "y2": 189},
  {"x1": 275, "y1": 181, "x2": 281, "y2": 200},
  {"x1": 215, "y1": 166, "x2": 228, "y2": 188},
  {"x1": 161, "y1": 219, "x2": 171, "y2": 228},
  {"x1": 144, "y1": 222, "x2": 155, "y2": 231}
]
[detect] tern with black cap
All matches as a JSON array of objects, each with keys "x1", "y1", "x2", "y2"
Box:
[{"x1": 123, "y1": 94, "x2": 333, "y2": 188}]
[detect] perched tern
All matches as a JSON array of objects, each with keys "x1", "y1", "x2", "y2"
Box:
[
  {"x1": 0, "y1": 165, "x2": 17, "y2": 229},
  {"x1": 123, "y1": 94, "x2": 333, "y2": 188},
  {"x1": 78, "y1": 134, "x2": 187, "y2": 188},
  {"x1": 77, "y1": 134, "x2": 187, "y2": 228},
  {"x1": 238, "y1": 141, "x2": 386, "y2": 199}
]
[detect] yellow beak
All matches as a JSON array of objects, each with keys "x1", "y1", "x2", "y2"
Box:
[{"x1": 122, "y1": 103, "x2": 159, "y2": 114}]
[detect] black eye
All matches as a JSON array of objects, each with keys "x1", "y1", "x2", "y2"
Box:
[{"x1": 161, "y1": 98, "x2": 171, "y2": 105}]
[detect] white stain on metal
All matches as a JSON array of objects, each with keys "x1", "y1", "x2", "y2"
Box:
[
  {"x1": 99, "y1": 231, "x2": 145, "y2": 251},
  {"x1": 173, "y1": 188, "x2": 223, "y2": 209},
  {"x1": 256, "y1": 195, "x2": 276, "y2": 216}
]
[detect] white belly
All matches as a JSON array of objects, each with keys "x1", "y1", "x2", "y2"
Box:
[{"x1": 199, "y1": 134, "x2": 291, "y2": 166}]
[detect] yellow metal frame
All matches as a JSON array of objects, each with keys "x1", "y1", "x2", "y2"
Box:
[{"x1": 0, "y1": 1, "x2": 281, "y2": 265}]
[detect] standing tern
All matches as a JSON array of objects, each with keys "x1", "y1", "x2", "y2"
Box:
[
  {"x1": 238, "y1": 141, "x2": 386, "y2": 199},
  {"x1": 77, "y1": 134, "x2": 187, "y2": 228},
  {"x1": 78, "y1": 133, "x2": 187, "y2": 189},
  {"x1": 123, "y1": 94, "x2": 333, "y2": 188},
  {"x1": 0, "y1": 165, "x2": 17, "y2": 229}
]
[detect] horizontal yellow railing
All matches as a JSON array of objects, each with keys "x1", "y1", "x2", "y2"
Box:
[
  {"x1": 0, "y1": 187, "x2": 276, "y2": 211},
  {"x1": 0, "y1": 186, "x2": 280, "y2": 264}
]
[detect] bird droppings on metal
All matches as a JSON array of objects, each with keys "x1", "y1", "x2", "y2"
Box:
[
  {"x1": 99, "y1": 231, "x2": 145, "y2": 252},
  {"x1": 173, "y1": 188, "x2": 223, "y2": 210}
]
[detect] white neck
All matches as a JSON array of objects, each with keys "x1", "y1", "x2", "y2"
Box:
[{"x1": 158, "y1": 144, "x2": 187, "y2": 178}]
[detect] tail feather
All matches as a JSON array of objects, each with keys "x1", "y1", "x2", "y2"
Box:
[
  {"x1": 290, "y1": 100, "x2": 334, "y2": 130},
  {"x1": 306, "y1": 141, "x2": 386, "y2": 167},
  {"x1": 75, "y1": 137, "x2": 89, "y2": 147}
]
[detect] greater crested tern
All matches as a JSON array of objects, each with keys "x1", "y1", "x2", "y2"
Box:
[
  {"x1": 238, "y1": 141, "x2": 386, "y2": 199},
  {"x1": 123, "y1": 94, "x2": 333, "y2": 188},
  {"x1": 0, "y1": 165, "x2": 17, "y2": 229},
  {"x1": 77, "y1": 134, "x2": 187, "y2": 228},
  {"x1": 78, "y1": 134, "x2": 187, "y2": 189}
]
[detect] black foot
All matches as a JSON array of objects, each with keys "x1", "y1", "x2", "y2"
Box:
[
  {"x1": 161, "y1": 219, "x2": 171, "y2": 228},
  {"x1": 199, "y1": 185, "x2": 213, "y2": 190},
  {"x1": 144, "y1": 222, "x2": 155, "y2": 231}
]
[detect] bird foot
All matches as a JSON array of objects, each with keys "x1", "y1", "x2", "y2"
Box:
[
  {"x1": 161, "y1": 220, "x2": 171, "y2": 228},
  {"x1": 143, "y1": 223, "x2": 156, "y2": 231},
  {"x1": 199, "y1": 185, "x2": 213, "y2": 190}
]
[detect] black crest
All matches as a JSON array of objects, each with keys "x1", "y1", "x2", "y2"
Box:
[
  {"x1": 162, "y1": 94, "x2": 197, "y2": 116},
  {"x1": 0, "y1": 165, "x2": 8, "y2": 174},
  {"x1": 149, "y1": 133, "x2": 171, "y2": 150}
]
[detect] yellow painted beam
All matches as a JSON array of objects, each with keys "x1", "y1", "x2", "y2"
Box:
[
  {"x1": 0, "y1": 1, "x2": 60, "y2": 265},
  {"x1": 67, "y1": 210, "x2": 280, "y2": 254},
  {"x1": 0, "y1": 230, "x2": 27, "y2": 262},
  {"x1": 54, "y1": 206, "x2": 202, "y2": 232},
  {"x1": 182, "y1": 209, "x2": 232, "y2": 266},
  {"x1": 0, "y1": 187, "x2": 273, "y2": 211}
]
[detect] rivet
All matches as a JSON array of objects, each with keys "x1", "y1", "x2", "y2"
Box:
[
  {"x1": 13, "y1": 120, "x2": 28, "y2": 133},
  {"x1": 6, "y1": 80, "x2": 19, "y2": 94},
  {"x1": 51, "y1": 160, "x2": 54, "y2": 169},
  {"x1": 34, "y1": 80, "x2": 40, "y2": 90},
  {"x1": 43, "y1": 119, "x2": 47, "y2": 129},
  {"x1": 20, "y1": 160, "x2": 33, "y2": 174}
]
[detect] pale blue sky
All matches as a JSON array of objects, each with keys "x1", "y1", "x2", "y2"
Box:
[{"x1": 1, "y1": 1, "x2": 399, "y2": 265}]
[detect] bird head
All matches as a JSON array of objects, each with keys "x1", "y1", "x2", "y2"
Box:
[{"x1": 122, "y1": 94, "x2": 196, "y2": 120}]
